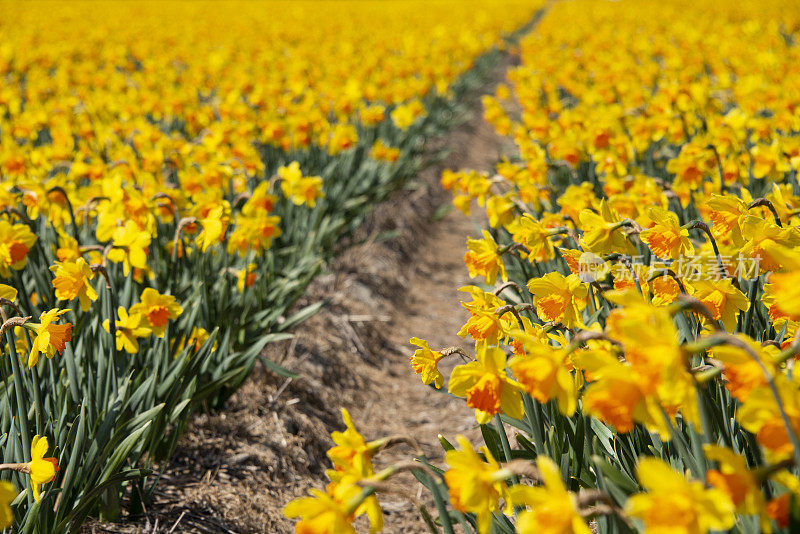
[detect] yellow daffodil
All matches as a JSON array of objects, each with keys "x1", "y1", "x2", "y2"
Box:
[
  {"x1": 444, "y1": 435, "x2": 512, "y2": 534},
  {"x1": 129, "y1": 288, "x2": 183, "y2": 338},
  {"x1": 527, "y1": 272, "x2": 587, "y2": 328},
  {"x1": 689, "y1": 279, "x2": 749, "y2": 330},
  {"x1": 508, "y1": 214, "x2": 555, "y2": 263},
  {"x1": 464, "y1": 230, "x2": 507, "y2": 285},
  {"x1": 409, "y1": 337, "x2": 444, "y2": 388},
  {"x1": 486, "y1": 194, "x2": 516, "y2": 228},
  {"x1": 738, "y1": 374, "x2": 800, "y2": 459},
  {"x1": 103, "y1": 307, "x2": 151, "y2": 354},
  {"x1": 283, "y1": 487, "x2": 357, "y2": 534},
  {"x1": 704, "y1": 444, "x2": 770, "y2": 531},
  {"x1": 578, "y1": 200, "x2": 635, "y2": 256},
  {"x1": 107, "y1": 220, "x2": 151, "y2": 276},
  {"x1": 510, "y1": 456, "x2": 590, "y2": 534},
  {"x1": 0, "y1": 220, "x2": 36, "y2": 277},
  {"x1": 449, "y1": 344, "x2": 523, "y2": 424},
  {"x1": 195, "y1": 204, "x2": 229, "y2": 253},
  {"x1": 456, "y1": 286, "x2": 515, "y2": 346},
  {"x1": 0, "y1": 284, "x2": 17, "y2": 302},
  {"x1": 640, "y1": 206, "x2": 694, "y2": 260},
  {"x1": 627, "y1": 457, "x2": 735, "y2": 534},
  {"x1": 327, "y1": 409, "x2": 381, "y2": 477},
  {"x1": 28, "y1": 435, "x2": 58, "y2": 503},
  {"x1": 279, "y1": 161, "x2": 324, "y2": 208},
  {"x1": 508, "y1": 334, "x2": 578, "y2": 416},
  {"x1": 0, "y1": 481, "x2": 15, "y2": 528},
  {"x1": 28, "y1": 308, "x2": 72, "y2": 368},
  {"x1": 49, "y1": 257, "x2": 98, "y2": 311},
  {"x1": 235, "y1": 263, "x2": 258, "y2": 292}
]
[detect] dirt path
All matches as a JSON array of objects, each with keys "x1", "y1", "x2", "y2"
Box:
[
  {"x1": 347, "y1": 102, "x2": 517, "y2": 531},
  {"x1": 85, "y1": 58, "x2": 517, "y2": 534},
  {"x1": 291, "y1": 87, "x2": 517, "y2": 531}
]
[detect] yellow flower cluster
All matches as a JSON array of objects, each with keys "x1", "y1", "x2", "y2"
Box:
[
  {"x1": 407, "y1": 0, "x2": 800, "y2": 532},
  {"x1": 0, "y1": 0, "x2": 544, "y2": 529},
  {"x1": 0, "y1": 0, "x2": 535, "y2": 274}
]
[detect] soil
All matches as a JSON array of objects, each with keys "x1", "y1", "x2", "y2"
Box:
[{"x1": 83, "y1": 55, "x2": 518, "y2": 534}]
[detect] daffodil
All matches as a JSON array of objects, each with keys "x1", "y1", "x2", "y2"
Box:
[
  {"x1": 706, "y1": 194, "x2": 750, "y2": 247},
  {"x1": 578, "y1": 200, "x2": 635, "y2": 256},
  {"x1": 626, "y1": 458, "x2": 735, "y2": 534},
  {"x1": 508, "y1": 335, "x2": 578, "y2": 415},
  {"x1": 390, "y1": 100, "x2": 426, "y2": 130},
  {"x1": 103, "y1": 307, "x2": 151, "y2": 354},
  {"x1": 640, "y1": 206, "x2": 694, "y2": 259},
  {"x1": 409, "y1": 337, "x2": 444, "y2": 388},
  {"x1": 510, "y1": 456, "x2": 590, "y2": 534},
  {"x1": 443, "y1": 435, "x2": 512, "y2": 534},
  {"x1": 195, "y1": 204, "x2": 229, "y2": 252},
  {"x1": 449, "y1": 344, "x2": 523, "y2": 424},
  {"x1": 279, "y1": 161, "x2": 324, "y2": 208},
  {"x1": 324, "y1": 410, "x2": 384, "y2": 533},
  {"x1": 740, "y1": 217, "x2": 800, "y2": 273},
  {"x1": 234, "y1": 263, "x2": 258, "y2": 292},
  {"x1": 577, "y1": 358, "x2": 667, "y2": 436},
  {"x1": 761, "y1": 242, "x2": 800, "y2": 320},
  {"x1": 704, "y1": 444, "x2": 770, "y2": 531},
  {"x1": 107, "y1": 220, "x2": 151, "y2": 276},
  {"x1": 689, "y1": 278, "x2": 749, "y2": 331},
  {"x1": 508, "y1": 214, "x2": 555, "y2": 263},
  {"x1": 0, "y1": 481, "x2": 15, "y2": 528},
  {"x1": 457, "y1": 286, "x2": 514, "y2": 346},
  {"x1": 738, "y1": 374, "x2": 800, "y2": 459},
  {"x1": 28, "y1": 308, "x2": 72, "y2": 368},
  {"x1": 49, "y1": 257, "x2": 98, "y2": 311},
  {"x1": 0, "y1": 220, "x2": 37, "y2": 277},
  {"x1": 464, "y1": 230, "x2": 507, "y2": 285},
  {"x1": 28, "y1": 435, "x2": 58, "y2": 502},
  {"x1": 708, "y1": 337, "x2": 778, "y2": 401},
  {"x1": 327, "y1": 409, "x2": 382, "y2": 477},
  {"x1": 283, "y1": 487, "x2": 357, "y2": 534},
  {"x1": 527, "y1": 272, "x2": 587, "y2": 328},
  {"x1": 129, "y1": 288, "x2": 183, "y2": 337},
  {"x1": 486, "y1": 194, "x2": 516, "y2": 228},
  {"x1": 0, "y1": 284, "x2": 17, "y2": 302}
]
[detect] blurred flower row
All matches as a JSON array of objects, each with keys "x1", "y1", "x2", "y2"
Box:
[{"x1": 0, "y1": 1, "x2": 538, "y2": 530}]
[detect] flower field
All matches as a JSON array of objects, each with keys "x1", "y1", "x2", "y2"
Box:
[
  {"x1": 0, "y1": 0, "x2": 540, "y2": 531},
  {"x1": 286, "y1": 0, "x2": 800, "y2": 533},
  {"x1": 4, "y1": 0, "x2": 800, "y2": 532}
]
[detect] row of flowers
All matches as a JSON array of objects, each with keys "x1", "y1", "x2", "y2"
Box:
[
  {"x1": 287, "y1": 1, "x2": 800, "y2": 532},
  {"x1": 0, "y1": 1, "x2": 540, "y2": 530}
]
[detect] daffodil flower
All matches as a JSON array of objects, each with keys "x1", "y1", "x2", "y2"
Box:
[
  {"x1": 449, "y1": 344, "x2": 523, "y2": 424},
  {"x1": 129, "y1": 288, "x2": 183, "y2": 337},
  {"x1": 626, "y1": 457, "x2": 735, "y2": 533},
  {"x1": 443, "y1": 435, "x2": 512, "y2": 534},
  {"x1": 107, "y1": 220, "x2": 151, "y2": 276},
  {"x1": 103, "y1": 307, "x2": 151, "y2": 354},
  {"x1": 50, "y1": 257, "x2": 98, "y2": 311},
  {"x1": 0, "y1": 481, "x2": 15, "y2": 528},
  {"x1": 510, "y1": 456, "x2": 591, "y2": 534},
  {"x1": 0, "y1": 220, "x2": 37, "y2": 278},
  {"x1": 28, "y1": 435, "x2": 58, "y2": 502},
  {"x1": 28, "y1": 308, "x2": 72, "y2": 368},
  {"x1": 464, "y1": 230, "x2": 507, "y2": 285},
  {"x1": 409, "y1": 337, "x2": 444, "y2": 388}
]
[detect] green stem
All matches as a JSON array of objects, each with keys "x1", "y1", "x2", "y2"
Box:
[
  {"x1": 5, "y1": 329, "x2": 33, "y2": 505},
  {"x1": 523, "y1": 393, "x2": 546, "y2": 456},
  {"x1": 662, "y1": 409, "x2": 702, "y2": 478},
  {"x1": 494, "y1": 414, "x2": 517, "y2": 484}
]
